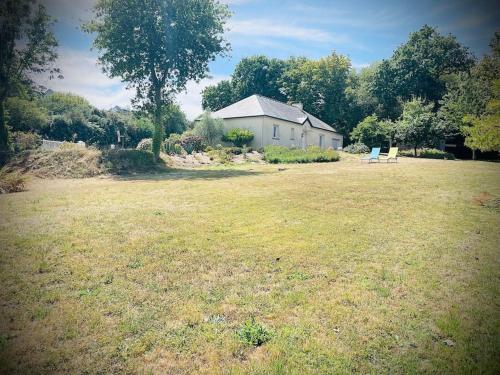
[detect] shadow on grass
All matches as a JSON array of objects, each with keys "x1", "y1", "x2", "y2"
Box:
[{"x1": 110, "y1": 167, "x2": 268, "y2": 181}]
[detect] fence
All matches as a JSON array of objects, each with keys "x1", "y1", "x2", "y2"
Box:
[{"x1": 41, "y1": 140, "x2": 86, "y2": 151}]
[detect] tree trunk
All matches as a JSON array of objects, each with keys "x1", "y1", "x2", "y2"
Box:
[
  {"x1": 472, "y1": 149, "x2": 476, "y2": 160},
  {"x1": 0, "y1": 98, "x2": 10, "y2": 151},
  {"x1": 151, "y1": 87, "x2": 164, "y2": 161},
  {"x1": 414, "y1": 145, "x2": 417, "y2": 157}
]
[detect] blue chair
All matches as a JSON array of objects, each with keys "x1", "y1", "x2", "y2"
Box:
[{"x1": 361, "y1": 147, "x2": 381, "y2": 163}]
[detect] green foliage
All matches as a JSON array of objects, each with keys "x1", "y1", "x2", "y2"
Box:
[
  {"x1": 0, "y1": 0, "x2": 59, "y2": 151},
  {"x1": 281, "y1": 53, "x2": 355, "y2": 136},
  {"x1": 179, "y1": 135, "x2": 205, "y2": 154},
  {"x1": 461, "y1": 80, "x2": 500, "y2": 154},
  {"x1": 193, "y1": 112, "x2": 224, "y2": 146},
  {"x1": 162, "y1": 104, "x2": 189, "y2": 136},
  {"x1": 102, "y1": 149, "x2": 160, "y2": 174},
  {"x1": 350, "y1": 115, "x2": 389, "y2": 148},
  {"x1": 222, "y1": 128, "x2": 254, "y2": 147},
  {"x1": 163, "y1": 134, "x2": 184, "y2": 155},
  {"x1": 41, "y1": 92, "x2": 93, "y2": 116},
  {"x1": 264, "y1": 145, "x2": 340, "y2": 164},
  {"x1": 12, "y1": 132, "x2": 42, "y2": 153},
  {"x1": 202, "y1": 80, "x2": 235, "y2": 111},
  {"x1": 236, "y1": 319, "x2": 273, "y2": 347},
  {"x1": 136, "y1": 138, "x2": 152, "y2": 151},
  {"x1": 232, "y1": 55, "x2": 289, "y2": 102},
  {"x1": 396, "y1": 98, "x2": 436, "y2": 154},
  {"x1": 0, "y1": 168, "x2": 26, "y2": 194},
  {"x1": 84, "y1": 0, "x2": 230, "y2": 159},
  {"x1": 343, "y1": 143, "x2": 370, "y2": 154},
  {"x1": 5, "y1": 97, "x2": 48, "y2": 132},
  {"x1": 399, "y1": 148, "x2": 455, "y2": 160}
]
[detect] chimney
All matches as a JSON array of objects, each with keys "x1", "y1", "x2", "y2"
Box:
[{"x1": 291, "y1": 102, "x2": 303, "y2": 110}]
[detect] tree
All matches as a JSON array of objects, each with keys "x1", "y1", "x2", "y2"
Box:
[
  {"x1": 85, "y1": 0, "x2": 230, "y2": 159},
  {"x1": 370, "y1": 60, "x2": 402, "y2": 120},
  {"x1": 232, "y1": 55, "x2": 288, "y2": 102},
  {"x1": 162, "y1": 104, "x2": 188, "y2": 136},
  {"x1": 391, "y1": 25, "x2": 473, "y2": 103},
  {"x1": 350, "y1": 115, "x2": 389, "y2": 148},
  {"x1": 281, "y1": 52, "x2": 354, "y2": 136},
  {"x1": 0, "y1": 0, "x2": 59, "y2": 151},
  {"x1": 193, "y1": 111, "x2": 224, "y2": 146},
  {"x1": 202, "y1": 80, "x2": 235, "y2": 111},
  {"x1": 5, "y1": 97, "x2": 48, "y2": 132},
  {"x1": 437, "y1": 33, "x2": 500, "y2": 141},
  {"x1": 396, "y1": 98, "x2": 436, "y2": 155},
  {"x1": 462, "y1": 81, "x2": 500, "y2": 158}
]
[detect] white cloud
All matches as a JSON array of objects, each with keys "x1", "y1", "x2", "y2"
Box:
[
  {"x1": 177, "y1": 75, "x2": 229, "y2": 120},
  {"x1": 35, "y1": 48, "x2": 225, "y2": 119},
  {"x1": 228, "y1": 19, "x2": 350, "y2": 44},
  {"x1": 35, "y1": 48, "x2": 134, "y2": 109}
]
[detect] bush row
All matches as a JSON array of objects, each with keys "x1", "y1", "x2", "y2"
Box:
[
  {"x1": 399, "y1": 148, "x2": 455, "y2": 160},
  {"x1": 264, "y1": 145, "x2": 340, "y2": 164}
]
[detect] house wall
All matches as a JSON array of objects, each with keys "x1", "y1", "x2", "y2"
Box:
[
  {"x1": 220, "y1": 117, "x2": 264, "y2": 148},
  {"x1": 220, "y1": 116, "x2": 343, "y2": 149},
  {"x1": 261, "y1": 117, "x2": 343, "y2": 149}
]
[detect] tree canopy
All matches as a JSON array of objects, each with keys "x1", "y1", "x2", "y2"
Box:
[
  {"x1": 0, "y1": 0, "x2": 59, "y2": 151},
  {"x1": 85, "y1": 0, "x2": 230, "y2": 158}
]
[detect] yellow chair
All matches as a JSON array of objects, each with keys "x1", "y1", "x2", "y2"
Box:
[{"x1": 380, "y1": 147, "x2": 398, "y2": 163}]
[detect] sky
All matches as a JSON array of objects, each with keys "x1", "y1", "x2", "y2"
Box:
[{"x1": 36, "y1": 0, "x2": 499, "y2": 119}]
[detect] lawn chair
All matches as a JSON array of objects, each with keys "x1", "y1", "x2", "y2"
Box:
[
  {"x1": 380, "y1": 147, "x2": 399, "y2": 163},
  {"x1": 361, "y1": 147, "x2": 380, "y2": 163}
]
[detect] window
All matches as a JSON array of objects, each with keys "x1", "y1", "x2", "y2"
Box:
[
  {"x1": 273, "y1": 125, "x2": 280, "y2": 139},
  {"x1": 332, "y1": 138, "x2": 340, "y2": 149},
  {"x1": 290, "y1": 128, "x2": 295, "y2": 140},
  {"x1": 319, "y1": 135, "x2": 324, "y2": 148}
]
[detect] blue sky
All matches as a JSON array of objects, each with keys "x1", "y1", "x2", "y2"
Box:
[{"x1": 38, "y1": 0, "x2": 499, "y2": 119}]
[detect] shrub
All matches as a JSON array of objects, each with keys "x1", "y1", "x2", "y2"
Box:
[
  {"x1": 136, "y1": 138, "x2": 152, "y2": 151},
  {"x1": 236, "y1": 319, "x2": 273, "y2": 347},
  {"x1": 180, "y1": 135, "x2": 205, "y2": 154},
  {"x1": 193, "y1": 111, "x2": 224, "y2": 146},
  {"x1": 343, "y1": 142, "x2": 370, "y2": 154},
  {"x1": 399, "y1": 148, "x2": 455, "y2": 160},
  {"x1": 264, "y1": 145, "x2": 340, "y2": 164},
  {"x1": 222, "y1": 128, "x2": 254, "y2": 147},
  {"x1": 163, "y1": 134, "x2": 183, "y2": 155},
  {"x1": 102, "y1": 149, "x2": 161, "y2": 174},
  {"x1": 0, "y1": 168, "x2": 26, "y2": 194},
  {"x1": 12, "y1": 132, "x2": 42, "y2": 153}
]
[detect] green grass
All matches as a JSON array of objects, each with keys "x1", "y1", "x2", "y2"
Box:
[
  {"x1": 0, "y1": 157, "x2": 499, "y2": 374},
  {"x1": 264, "y1": 145, "x2": 340, "y2": 163}
]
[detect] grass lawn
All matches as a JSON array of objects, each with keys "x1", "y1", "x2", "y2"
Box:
[{"x1": 0, "y1": 157, "x2": 499, "y2": 374}]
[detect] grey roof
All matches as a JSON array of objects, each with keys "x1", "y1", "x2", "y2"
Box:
[{"x1": 211, "y1": 95, "x2": 339, "y2": 133}]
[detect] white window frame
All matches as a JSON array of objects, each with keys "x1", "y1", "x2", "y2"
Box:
[
  {"x1": 273, "y1": 125, "x2": 280, "y2": 139},
  {"x1": 319, "y1": 134, "x2": 324, "y2": 148},
  {"x1": 290, "y1": 128, "x2": 295, "y2": 140}
]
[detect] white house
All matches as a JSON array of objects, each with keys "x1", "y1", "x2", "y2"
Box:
[{"x1": 210, "y1": 95, "x2": 343, "y2": 150}]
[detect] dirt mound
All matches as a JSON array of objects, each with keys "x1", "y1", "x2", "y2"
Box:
[{"x1": 7, "y1": 149, "x2": 104, "y2": 178}]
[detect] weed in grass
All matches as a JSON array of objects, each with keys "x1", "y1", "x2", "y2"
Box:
[
  {"x1": 31, "y1": 306, "x2": 49, "y2": 320},
  {"x1": 237, "y1": 318, "x2": 273, "y2": 347}
]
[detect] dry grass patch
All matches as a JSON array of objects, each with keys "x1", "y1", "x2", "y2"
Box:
[{"x1": 0, "y1": 158, "x2": 499, "y2": 374}]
